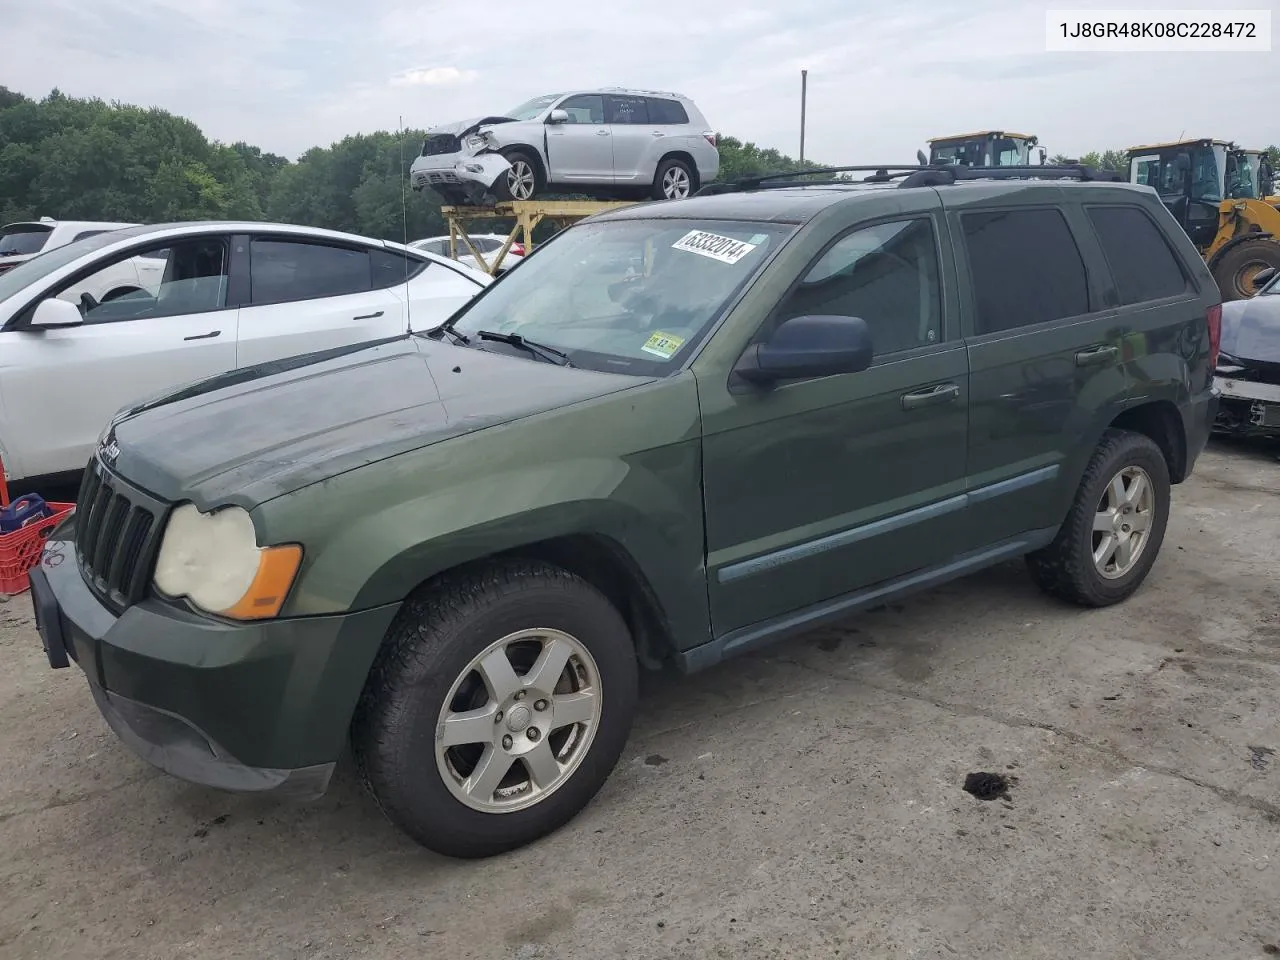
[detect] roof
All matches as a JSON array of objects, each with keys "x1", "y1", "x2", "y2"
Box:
[
  {"x1": 593, "y1": 172, "x2": 1144, "y2": 224},
  {"x1": 1126, "y1": 138, "x2": 1235, "y2": 152},
  {"x1": 928, "y1": 131, "x2": 1036, "y2": 143},
  {"x1": 79, "y1": 220, "x2": 417, "y2": 251},
  {"x1": 2, "y1": 219, "x2": 136, "y2": 232}
]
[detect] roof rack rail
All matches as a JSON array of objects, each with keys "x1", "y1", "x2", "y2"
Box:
[
  {"x1": 693, "y1": 163, "x2": 1127, "y2": 197},
  {"x1": 898, "y1": 164, "x2": 1126, "y2": 187}
]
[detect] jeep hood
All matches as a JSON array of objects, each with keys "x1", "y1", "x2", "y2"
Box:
[
  {"x1": 426, "y1": 115, "x2": 517, "y2": 138},
  {"x1": 104, "y1": 335, "x2": 647, "y2": 508},
  {"x1": 1220, "y1": 294, "x2": 1280, "y2": 367}
]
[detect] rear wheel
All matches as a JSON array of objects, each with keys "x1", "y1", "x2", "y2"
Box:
[
  {"x1": 1211, "y1": 236, "x2": 1280, "y2": 301},
  {"x1": 652, "y1": 157, "x2": 695, "y2": 200},
  {"x1": 351, "y1": 560, "x2": 638, "y2": 859},
  {"x1": 1026, "y1": 430, "x2": 1171, "y2": 607}
]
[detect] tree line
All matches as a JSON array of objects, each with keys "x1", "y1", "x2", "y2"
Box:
[{"x1": 2, "y1": 88, "x2": 1275, "y2": 245}]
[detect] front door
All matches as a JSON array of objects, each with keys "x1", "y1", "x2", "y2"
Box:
[
  {"x1": 545, "y1": 94, "x2": 614, "y2": 182},
  {"x1": 700, "y1": 211, "x2": 970, "y2": 636},
  {"x1": 0, "y1": 236, "x2": 238, "y2": 477}
]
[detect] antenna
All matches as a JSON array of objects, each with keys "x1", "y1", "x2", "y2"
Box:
[{"x1": 398, "y1": 113, "x2": 412, "y2": 335}]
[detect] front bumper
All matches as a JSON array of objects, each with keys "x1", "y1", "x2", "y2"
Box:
[
  {"x1": 30, "y1": 531, "x2": 401, "y2": 799},
  {"x1": 409, "y1": 151, "x2": 511, "y2": 192},
  {"x1": 1212, "y1": 374, "x2": 1280, "y2": 436}
]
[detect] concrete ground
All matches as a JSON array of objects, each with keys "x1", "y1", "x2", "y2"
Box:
[{"x1": 1, "y1": 441, "x2": 1278, "y2": 960}]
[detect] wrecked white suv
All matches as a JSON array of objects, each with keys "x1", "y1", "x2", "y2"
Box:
[{"x1": 409, "y1": 87, "x2": 719, "y2": 205}]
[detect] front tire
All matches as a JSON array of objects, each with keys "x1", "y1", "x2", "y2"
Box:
[
  {"x1": 652, "y1": 157, "x2": 695, "y2": 200},
  {"x1": 1026, "y1": 430, "x2": 1171, "y2": 607},
  {"x1": 351, "y1": 560, "x2": 638, "y2": 859},
  {"x1": 492, "y1": 150, "x2": 542, "y2": 202},
  {"x1": 1211, "y1": 236, "x2": 1280, "y2": 301}
]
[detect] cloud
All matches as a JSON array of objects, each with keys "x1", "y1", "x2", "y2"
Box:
[
  {"x1": 390, "y1": 66, "x2": 478, "y2": 88},
  {"x1": 0, "y1": 0, "x2": 1275, "y2": 163}
]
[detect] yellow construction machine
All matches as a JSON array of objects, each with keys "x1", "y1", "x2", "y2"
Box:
[
  {"x1": 923, "y1": 131, "x2": 1047, "y2": 167},
  {"x1": 1125, "y1": 138, "x2": 1280, "y2": 301}
]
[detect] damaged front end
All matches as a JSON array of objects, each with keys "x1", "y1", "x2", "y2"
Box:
[
  {"x1": 409, "y1": 116, "x2": 515, "y2": 203},
  {"x1": 1213, "y1": 289, "x2": 1280, "y2": 439}
]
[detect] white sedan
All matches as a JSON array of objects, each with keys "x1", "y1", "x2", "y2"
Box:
[{"x1": 0, "y1": 221, "x2": 491, "y2": 487}]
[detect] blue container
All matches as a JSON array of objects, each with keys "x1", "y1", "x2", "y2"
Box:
[{"x1": 0, "y1": 494, "x2": 54, "y2": 534}]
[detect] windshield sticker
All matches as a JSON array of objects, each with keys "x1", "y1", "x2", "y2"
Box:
[
  {"x1": 671, "y1": 230, "x2": 758, "y2": 265},
  {"x1": 641, "y1": 331, "x2": 686, "y2": 359},
  {"x1": 748, "y1": 233, "x2": 769, "y2": 245}
]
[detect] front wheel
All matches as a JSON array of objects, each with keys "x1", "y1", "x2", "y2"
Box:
[
  {"x1": 351, "y1": 560, "x2": 638, "y2": 858},
  {"x1": 492, "y1": 150, "x2": 542, "y2": 202},
  {"x1": 1211, "y1": 236, "x2": 1280, "y2": 301},
  {"x1": 1026, "y1": 429, "x2": 1171, "y2": 607}
]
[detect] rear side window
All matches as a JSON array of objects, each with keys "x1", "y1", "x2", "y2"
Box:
[
  {"x1": 647, "y1": 98, "x2": 689, "y2": 124},
  {"x1": 961, "y1": 208, "x2": 1090, "y2": 334},
  {"x1": 1086, "y1": 205, "x2": 1189, "y2": 304},
  {"x1": 606, "y1": 96, "x2": 649, "y2": 125},
  {"x1": 250, "y1": 239, "x2": 371, "y2": 305},
  {"x1": 0, "y1": 225, "x2": 52, "y2": 256},
  {"x1": 371, "y1": 248, "x2": 425, "y2": 289}
]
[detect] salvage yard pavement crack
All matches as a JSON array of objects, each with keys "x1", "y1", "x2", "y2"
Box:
[{"x1": 773, "y1": 656, "x2": 1280, "y2": 822}]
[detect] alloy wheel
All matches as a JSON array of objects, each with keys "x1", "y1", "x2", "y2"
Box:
[{"x1": 1092, "y1": 465, "x2": 1155, "y2": 579}]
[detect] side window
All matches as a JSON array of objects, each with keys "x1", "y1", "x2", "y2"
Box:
[
  {"x1": 371, "y1": 248, "x2": 425, "y2": 290},
  {"x1": 774, "y1": 218, "x2": 942, "y2": 357},
  {"x1": 605, "y1": 96, "x2": 649, "y2": 125},
  {"x1": 249, "y1": 239, "x2": 371, "y2": 305},
  {"x1": 646, "y1": 98, "x2": 689, "y2": 125},
  {"x1": 56, "y1": 238, "x2": 230, "y2": 324},
  {"x1": 557, "y1": 95, "x2": 604, "y2": 124},
  {"x1": 961, "y1": 209, "x2": 1090, "y2": 334},
  {"x1": 1086, "y1": 206, "x2": 1189, "y2": 304}
]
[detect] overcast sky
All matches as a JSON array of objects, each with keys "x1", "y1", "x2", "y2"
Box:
[{"x1": 5, "y1": 0, "x2": 1277, "y2": 164}]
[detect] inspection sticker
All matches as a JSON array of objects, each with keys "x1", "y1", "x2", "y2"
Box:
[
  {"x1": 671, "y1": 229, "x2": 758, "y2": 264},
  {"x1": 641, "y1": 331, "x2": 685, "y2": 359}
]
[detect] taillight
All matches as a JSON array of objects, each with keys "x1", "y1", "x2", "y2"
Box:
[
  {"x1": 509, "y1": 243, "x2": 525, "y2": 256},
  {"x1": 703, "y1": 131, "x2": 718, "y2": 148},
  {"x1": 1206, "y1": 303, "x2": 1222, "y2": 369}
]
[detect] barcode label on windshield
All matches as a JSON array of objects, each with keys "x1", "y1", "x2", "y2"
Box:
[{"x1": 671, "y1": 230, "x2": 758, "y2": 264}]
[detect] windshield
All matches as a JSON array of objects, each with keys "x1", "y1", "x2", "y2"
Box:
[
  {"x1": 0, "y1": 228, "x2": 140, "y2": 304},
  {"x1": 504, "y1": 94, "x2": 561, "y2": 121},
  {"x1": 0, "y1": 224, "x2": 52, "y2": 257},
  {"x1": 440, "y1": 218, "x2": 795, "y2": 375}
]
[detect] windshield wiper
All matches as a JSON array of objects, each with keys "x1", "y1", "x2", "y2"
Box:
[
  {"x1": 476, "y1": 330, "x2": 573, "y2": 366},
  {"x1": 431, "y1": 323, "x2": 470, "y2": 345}
]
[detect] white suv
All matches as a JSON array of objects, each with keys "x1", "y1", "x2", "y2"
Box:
[
  {"x1": 409, "y1": 88, "x2": 720, "y2": 205},
  {"x1": 0, "y1": 218, "x2": 137, "y2": 274}
]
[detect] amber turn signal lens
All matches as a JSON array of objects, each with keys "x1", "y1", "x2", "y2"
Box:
[{"x1": 219, "y1": 544, "x2": 303, "y2": 620}]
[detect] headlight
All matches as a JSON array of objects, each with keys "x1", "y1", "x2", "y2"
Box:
[
  {"x1": 465, "y1": 134, "x2": 487, "y2": 151},
  {"x1": 153, "y1": 504, "x2": 302, "y2": 620}
]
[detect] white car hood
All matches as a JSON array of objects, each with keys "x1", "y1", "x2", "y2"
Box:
[
  {"x1": 1221, "y1": 294, "x2": 1280, "y2": 365},
  {"x1": 425, "y1": 115, "x2": 515, "y2": 137}
]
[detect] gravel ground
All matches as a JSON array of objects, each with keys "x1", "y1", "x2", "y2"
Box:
[{"x1": 1, "y1": 441, "x2": 1278, "y2": 960}]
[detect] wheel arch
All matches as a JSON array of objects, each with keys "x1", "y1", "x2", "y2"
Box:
[
  {"x1": 495, "y1": 144, "x2": 547, "y2": 182},
  {"x1": 655, "y1": 150, "x2": 700, "y2": 190},
  {"x1": 1107, "y1": 400, "x2": 1188, "y2": 482},
  {"x1": 1206, "y1": 230, "x2": 1279, "y2": 272}
]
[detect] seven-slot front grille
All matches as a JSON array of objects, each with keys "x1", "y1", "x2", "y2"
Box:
[{"x1": 75, "y1": 458, "x2": 167, "y2": 611}]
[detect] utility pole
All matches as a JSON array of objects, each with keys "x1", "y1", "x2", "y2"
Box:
[{"x1": 799, "y1": 69, "x2": 808, "y2": 164}]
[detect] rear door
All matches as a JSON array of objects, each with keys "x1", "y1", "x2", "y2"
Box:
[
  {"x1": 234, "y1": 235, "x2": 405, "y2": 368},
  {"x1": 951, "y1": 189, "x2": 1123, "y2": 549},
  {"x1": 604, "y1": 95, "x2": 652, "y2": 185}
]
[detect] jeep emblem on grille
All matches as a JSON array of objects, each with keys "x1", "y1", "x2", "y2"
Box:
[{"x1": 100, "y1": 436, "x2": 120, "y2": 464}]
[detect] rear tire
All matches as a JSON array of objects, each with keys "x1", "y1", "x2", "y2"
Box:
[
  {"x1": 1211, "y1": 236, "x2": 1280, "y2": 301},
  {"x1": 652, "y1": 157, "x2": 695, "y2": 200},
  {"x1": 1026, "y1": 430, "x2": 1171, "y2": 607},
  {"x1": 351, "y1": 560, "x2": 638, "y2": 859}
]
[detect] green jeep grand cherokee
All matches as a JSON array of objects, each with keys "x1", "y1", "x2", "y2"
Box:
[{"x1": 31, "y1": 165, "x2": 1221, "y2": 859}]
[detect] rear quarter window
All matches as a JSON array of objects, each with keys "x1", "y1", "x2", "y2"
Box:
[
  {"x1": 647, "y1": 98, "x2": 690, "y2": 125},
  {"x1": 960, "y1": 208, "x2": 1091, "y2": 334},
  {"x1": 1085, "y1": 205, "x2": 1190, "y2": 304}
]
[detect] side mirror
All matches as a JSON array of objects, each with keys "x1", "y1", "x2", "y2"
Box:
[
  {"x1": 917, "y1": 149, "x2": 928, "y2": 166},
  {"x1": 1036, "y1": 146, "x2": 1048, "y2": 166},
  {"x1": 28, "y1": 297, "x2": 84, "y2": 329},
  {"x1": 734, "y1": 314, "x2": 873, "y2": 385},
  {"x1": 1252, "y1": 266, "x2": 1277, "y2": 290},
  {"x1": 546, "y1": 108, "x2": 570, "y2": 124}
]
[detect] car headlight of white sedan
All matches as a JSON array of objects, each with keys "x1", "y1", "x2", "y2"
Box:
[{"x1": 153, "y1": 504, "x2": 302, "y2": 620}]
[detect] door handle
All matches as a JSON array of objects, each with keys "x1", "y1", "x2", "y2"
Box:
[
  {"x1": 596, "y1": 129, "x2": 610, "y2": 136},
  {"x1": 901, "y1": 383, "x2": 960, "y2": 410},
  {"x1": 183, "y1": 330, "x2": 220, "y2": 341},
  {"x1": 353, "y1": 310, "x2": 384, "y2": 321},
  {"x1": 652, "y1": 131, "x2": 665, "y2": 137},
  {"x1": 1074, "y1": 344, "x2": 1119, "y2": 367}
]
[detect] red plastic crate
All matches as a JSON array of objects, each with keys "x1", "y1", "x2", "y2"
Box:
[{"x1": 0, "y1": 502, "x2": 75, "y2": 595}]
